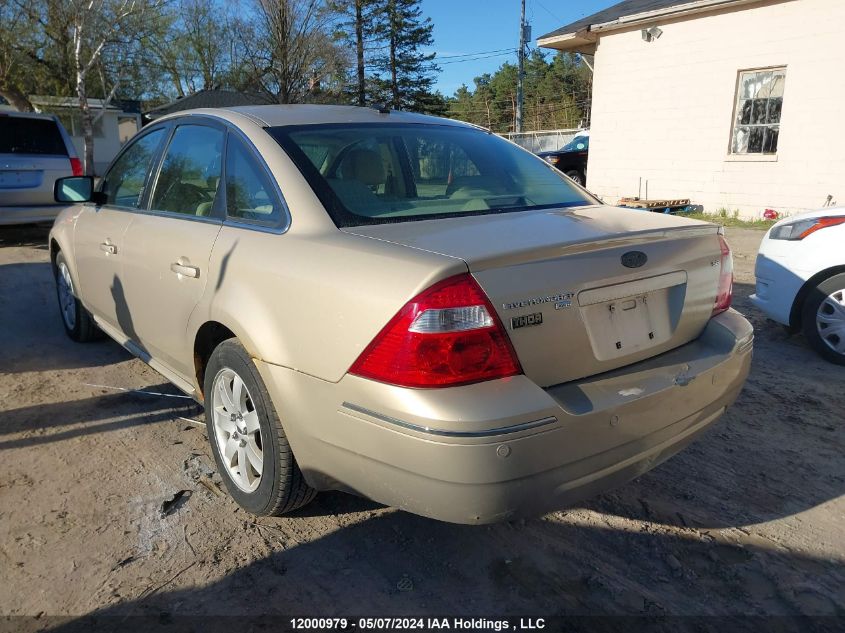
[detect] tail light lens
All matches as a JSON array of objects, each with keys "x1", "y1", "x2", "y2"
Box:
[
  {"x1": 712, "y1": 234, "x2": 733, "y2": 317},
  {"x1": 350, "y1": 274, "x2": 522, "y2": 388},
  {"x1": 69, "y1": 157, "x2": 83, "y2": 177}
]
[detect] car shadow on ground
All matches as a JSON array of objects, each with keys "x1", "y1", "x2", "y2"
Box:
[
  {"x1": 0, "y1": 223, "x2": 52, "y2": 249},
  {"x1": 47, "y1": 506, "x2": 844, "y2": 631},
  {"x1": 0, "y1": 261, "x2": 132, "y2": 374},
  {"x1": 588, "y1": 282, "x2": 845, "y2": 531},
  {"x1": 0, "y1": 384, "x2": 201, "y2": 450}
]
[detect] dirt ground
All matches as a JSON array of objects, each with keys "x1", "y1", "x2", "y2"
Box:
[{"x1": 0, "y1": 223, "x2": 843, "y2": 631}]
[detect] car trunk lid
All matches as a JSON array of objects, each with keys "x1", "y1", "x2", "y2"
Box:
[{"x1": 343, "y1": 206, "x2": 724, "y2": 386}]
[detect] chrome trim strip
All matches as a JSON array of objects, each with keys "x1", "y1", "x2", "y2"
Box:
[
  {"x1": 341, "y1": 402, "x2": 557, "y2": 438},
  {"x1": 222, "y1": 218, "x2": 287, "y2": 235},
  {"x1": 127, "y1": 207, "x2": 224, "y2": 226}
]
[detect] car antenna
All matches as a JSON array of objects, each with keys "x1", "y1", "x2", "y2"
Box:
[{"x1": 370, "y1": 103, "x2": 391, "y2": 114}]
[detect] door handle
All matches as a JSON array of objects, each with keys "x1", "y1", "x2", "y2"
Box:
[
  {"x1": 170, "y1": 262, "x2": 200, "y2": 278},
  {"x1": 99, "y1": 242, "x2": 117, "y2": 255}
]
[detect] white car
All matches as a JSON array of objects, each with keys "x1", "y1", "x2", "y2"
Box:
[{"x1": 752, "y1": 207, "x2": 845, "y2": 364}]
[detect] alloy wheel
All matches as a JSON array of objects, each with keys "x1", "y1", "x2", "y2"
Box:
[
  {"x1": 57, "y1": 262, "x2": 76, "y2": 330},
  {"x1": 211, "y1": 367, "x2": 264, "y2": 492}
]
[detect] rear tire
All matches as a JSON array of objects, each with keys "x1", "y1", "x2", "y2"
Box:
[
  {"x1": 801, "y1": 273, "x2": 845, "y2": 365},
  {"x1": 565, "y1": 169, "x2": 584, "y2": 186},
  {"x1": 54, "y1": 251, "x2": 99, "y2": 342},
  {"x1": 203, "y1": 338, "x2": 316, "y2": 516}
]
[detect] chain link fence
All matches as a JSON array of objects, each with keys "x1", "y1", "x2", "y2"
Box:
[{"x1": 502, "y1": 128, "x2": 587, "y2": 153}]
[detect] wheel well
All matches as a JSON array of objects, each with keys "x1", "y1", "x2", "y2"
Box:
[
  {"x1": 789, "y1": 265, "x2": 845, "y2": 329},
  {"x1": 194, "y1": 321, "x2": 236, "y2": 399}
]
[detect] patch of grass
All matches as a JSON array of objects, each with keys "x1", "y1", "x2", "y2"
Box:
[{"x1": 682, "y1": 208, "x2": 776, "y2": 229}]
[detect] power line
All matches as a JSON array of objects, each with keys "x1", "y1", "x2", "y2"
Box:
[
  {"x1": 438, "y1": 51, "x2": 516, "y2": 65},
  {"x1": 532, "y1": 0, "x2": 562, "y2": 22},
  {"x1": 435, "y1": 47, "x2": 516, "y2": 60},
  {"x1": 363, "y1": 51, "x2": 516, "y2": 70},
  {"x1": 448, "y1": 99, "x2": 592, "y2": 118}
]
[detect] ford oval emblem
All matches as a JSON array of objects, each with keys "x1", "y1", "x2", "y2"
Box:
[{"x1": 621, "y1": 251, "x2": 647, "y2": 268}]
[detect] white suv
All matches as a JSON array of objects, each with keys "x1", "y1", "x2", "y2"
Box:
[{"x1": 752, "y1": 207, "x2": 845, "y2": 364}]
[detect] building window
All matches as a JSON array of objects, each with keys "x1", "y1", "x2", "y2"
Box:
[
  {"x1": 55, "y1": 111, "x2": 105, "y2": 139},
  {"x1": 731, "y1": 67, "x2": 786, "y2": 155}
]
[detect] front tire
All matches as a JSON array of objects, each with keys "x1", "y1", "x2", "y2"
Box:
[
  {"x1": 54, "y1": 251, "x2": 99, "y2": 342},
  {"x1": 802, "y1": 273, "x2": 845, "y2": 365},
  {"x1": 204, "y1": 339, "x2": 316, "y2": 515}
]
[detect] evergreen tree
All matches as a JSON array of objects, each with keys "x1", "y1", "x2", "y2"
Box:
[
  {"x1": 446, "y1": 51, "x2": 592, "y2": 133},
  {"x1": 329, "y1": 0, "x2": 380, "y2": 106},
  {"x1": 369, "y1": 0, "x2": 440, "y2": 112}
]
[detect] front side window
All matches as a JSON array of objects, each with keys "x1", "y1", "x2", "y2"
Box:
[
  {"x1": 731, "y1": 68, "x2": 786, "y2": 155},
  {"x1": 101, "y1": 128, "x2": 166, "y2": 208},
  {"x1": 225, "y1": 134, "x2": 283, "y2": 224},
  {"x1": 269, "y1": 123, "x2": 594, "y2": 227},
  {"x1": 150, "y1": 124, "x2": 224, "y2": 216}
]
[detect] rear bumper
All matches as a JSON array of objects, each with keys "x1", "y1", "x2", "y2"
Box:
[
  {"x1": 256, "y1": 310, "x2": 753, "y2": 524},
  {"x1": 0, "y1": 205, "x2": 64, "y2": 226}
]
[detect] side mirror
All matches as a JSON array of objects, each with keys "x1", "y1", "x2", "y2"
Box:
[{"x1": 55, "y1": 176, "x2": 94, "y2": 203}]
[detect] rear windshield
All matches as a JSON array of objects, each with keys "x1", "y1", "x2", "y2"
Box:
[
  {"x1": 269, "y1": 123, "x2": 594, "y2": 227},
  {"x1": 561, "y1": 135, "x2": 589, "y2": 152},
  {"x1": 0, "y1": 117, "x2": 68, "y2": 155}
]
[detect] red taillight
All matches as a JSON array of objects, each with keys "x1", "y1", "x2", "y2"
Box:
[
  {"x1": 350, "y1": 274, "x2": 522, "y2": 388},
  {"x1": 712, "y1": 234, "x2": 733, "y2": 317},
  {"x1": 69, "y1": 157, "x2": 83, "y2": 176}
]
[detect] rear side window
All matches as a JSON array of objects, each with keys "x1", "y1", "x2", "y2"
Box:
[
  {"x1": 0, "y1": 117, "x2": 67, "y2": 155},
  {"x1": 101, "y1": 128, "x2": 166, "y2": 208},
  {"x1": 225, "y1": 134, "x2": 283, "y2": 224},
  {"x1": 150, "y1": 124, "x2": 224, "y2": 216}
]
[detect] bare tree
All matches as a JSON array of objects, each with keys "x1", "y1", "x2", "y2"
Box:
[
  {"x1": 63, "y1": 0, "x2": 167, "y2": 174},
  {"x1": 0, "y1": 0, "x2": 35, "y2": 110},
  {"x1": 241, "y1": 0, "x2": 348, "y2": 104},
  {"x1": 148, "y1": 0, "x2": 239, "y2": 98}
]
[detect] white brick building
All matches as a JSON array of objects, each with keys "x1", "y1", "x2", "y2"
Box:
[{"x1": 538, "y1": 0, "x2": 845, "y2": 218}]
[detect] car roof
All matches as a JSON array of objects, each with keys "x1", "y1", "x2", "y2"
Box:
[
  {"x1": 157, "y1": 104, "x2": 479, "y2": 129},
  {"x1": 0, "y1": 111, "x2": 59, "y2": 122}
]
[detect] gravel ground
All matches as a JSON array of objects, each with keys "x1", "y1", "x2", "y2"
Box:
[{"x1": 0, "y1": 223, "x2": 842, "y2": 631}]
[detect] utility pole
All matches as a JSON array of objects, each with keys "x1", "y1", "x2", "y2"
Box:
[{"x1": 516, "y1": 0, "x2": 527, "y2": 133}]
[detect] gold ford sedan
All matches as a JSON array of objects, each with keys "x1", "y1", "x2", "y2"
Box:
[{"x1": 49, "y1": 106, "x2": 752, "y2": 524}]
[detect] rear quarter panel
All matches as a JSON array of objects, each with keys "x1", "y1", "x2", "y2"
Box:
[{"x1": 190, "y1": 228, "x2": 467, "y2": 385}]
